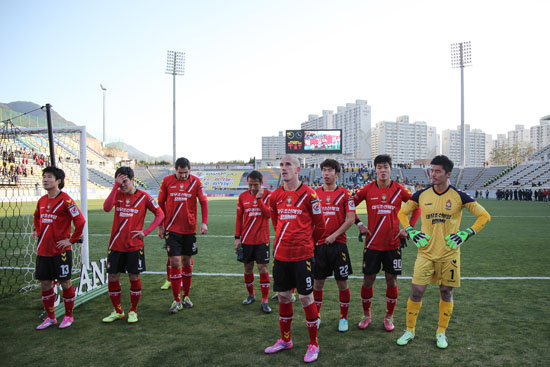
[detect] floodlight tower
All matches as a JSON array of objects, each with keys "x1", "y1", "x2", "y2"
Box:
[
  {"x1": 100, "y1": 84, "x2": 107, "y2": 146},
  {"x1": 451, "y1": 41, "x2": 471, "y2": 167},
  {"x1": 165, "y1": 50, "x2": 185, "y2": 164}
]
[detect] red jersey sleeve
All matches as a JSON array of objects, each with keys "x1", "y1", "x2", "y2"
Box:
[
  {"x1": 196, "y1": 178, "x2": 208, "y2": 225},
  {"x1": 400, "y1": 187, "x2": 421, "y2": 227},
  {"x1": 143, "y1": 196, "x2": 164, "y2": 236},
  {"x1": 65, "y1": 200, "x2": 86, "y2": 244},
  {"x1": 158, "y1": 177, "x2": 167, "y2": 214},
  {"x1": 308, "y1": 191, "x2": 326, "y2": 245},
  {"x1": 269, "y1": 191, "x2": 278, "y2": 229},
  {"x1": 33, "y1": 202, "x2": 40, "y2": 233},
  {"x1": 235, "y1": 194, "x2": 244, "y2": 237},
  {"x1": 256, "y1": 192, "x2": 271, "y2": 218}
]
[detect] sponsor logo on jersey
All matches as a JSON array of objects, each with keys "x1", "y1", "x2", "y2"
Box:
[
  {"x1": 312, "y1": 201, "x2": 322, "y2": 215},
  {"x1": 69, "y1": 204, "x2": 79, "y2": 217}
]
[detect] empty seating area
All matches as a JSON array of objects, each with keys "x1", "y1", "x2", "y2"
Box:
[
  {"x1": 458, "y1": 167, "x2": 484, "y2": 189},
  {"x1": 528, "y1": 144, "x2": 550, "y2": 161},
  {"x1": 473, "y1": 166, "x2": 507, "y2": 188},
  {"x1": 487, "y1": 162, "x2": 550, "y2": 189},
  {"x1": 401, "y1": 167, "x2": 429, "y2": 185}
]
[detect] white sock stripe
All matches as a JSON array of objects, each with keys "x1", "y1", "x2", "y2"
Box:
[
  {"x1": 279, "y1": 316, "x2": 293, "y2": 321},
  {"x1": 386, "y1": 297, "x2": 397, "y2": 303},
  {"x1": 361, "y1": 298, "x2": 372, "y2": 303},
  {"x1": 108, "y1": 291, "x2": 121, "y2": 296},
  {"x1": 340, "y1": 302, "x2": 350, "y2": 307},
  {"x1": 63, "y1": 296, "x2": 76, "y2": 302},
  {"x1": 130, "y1": 290, "x2": 142, "y2": 295}
]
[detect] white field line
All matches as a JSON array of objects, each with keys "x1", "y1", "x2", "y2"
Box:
[{"x1": 3, "y1": 266, "x2": 545, "y2": 280}]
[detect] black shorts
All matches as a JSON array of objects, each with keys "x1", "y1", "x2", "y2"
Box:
[
  {"x1": 165, "y1": 232, "x2": 197, "y2": 257},
  {"x1": 272, "y1": 258, "x2": 314, "y2": 295},
  {"x1": 107, "y1": 248, "x2": 146, "y2": 274},
  {"x1": 362, "y1": 248, "x2": 402, "y2": 275},
  {"x1": 239, "y1": 243, "x2": 270, "y2": 264},
  {"x1": 35, "y1": 250, "x2": 73, "y2": 281},
  {"x1": 313, "y1": 242, "x2": 353, "y2": 280}
]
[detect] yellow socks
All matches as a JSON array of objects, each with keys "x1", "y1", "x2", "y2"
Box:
[
  {"x1": 436, "y1": 299, "x2": 454, "y2": 334},
  {"x1": 406, "y1": 298, "x2": 422, "y2": 333}
]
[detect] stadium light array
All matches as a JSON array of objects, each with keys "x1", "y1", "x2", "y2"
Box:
[
  {"x1": 450, "y1": 41, "x2": 472, "y2": 167},
  {"x1": 166, "y1": 50, "x2": 185, "y2": 163}
]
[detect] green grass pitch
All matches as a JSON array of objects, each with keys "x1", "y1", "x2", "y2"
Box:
[{"x1": 1, "y1": 198, "x2": 549, "y2": 366}]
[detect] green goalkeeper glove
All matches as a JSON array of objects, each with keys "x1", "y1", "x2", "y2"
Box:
[
  {"x1": 405, "y1": 226, "x2": 430, "y2": 248},
  {"x1": 445, "y1": 228, "x2": 476, "y2": 249}
]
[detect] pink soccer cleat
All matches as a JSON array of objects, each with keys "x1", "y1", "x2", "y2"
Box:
[
  {"x1": 384, "y1": 315, "x2": 395, "y2": 331},
  {"x1": 304, "y1": 344, "x2": 319, "y2": 363},
  {"x1": 264, "y1": 339, "x2": 293, "y2": 354},
  {"x1": 358, "y1": 314, "x2": 372, "y2": 329},
  {"x1": 36, "y1": 317, "x2": 57, "y2": 330},
  {"x1": 59, "y1": 315, "x2": 74, "y2": 329}
]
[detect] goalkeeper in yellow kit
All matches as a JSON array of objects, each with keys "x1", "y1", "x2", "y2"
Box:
[{"x1": 396, "y1": 155, "x2": 491, "y2": 349}]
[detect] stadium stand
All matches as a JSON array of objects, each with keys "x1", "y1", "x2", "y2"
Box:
[
  {"x1": 528, "y1": 144, "x2": 550, "y2": 161},
  {"x1": 401, "y1": 167, "x2": 429, "y2": 185},
  {"x1": 470, "y1": 166, "x2": 507, "y2": 188},
  {"x1": 458, "y1": 167, "x2": 484, "y2": 189},
  {"x1": 486, "y1": 161, "x2": 550, "y2": 189}
]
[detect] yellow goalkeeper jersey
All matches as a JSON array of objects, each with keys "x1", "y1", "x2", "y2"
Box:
[{"x1": 398, "y1": 185, "x2": 490, "y2": 262}]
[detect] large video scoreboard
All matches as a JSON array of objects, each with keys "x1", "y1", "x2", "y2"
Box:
[{"x1": 285, "y1": 129, "x2": 342, "y2": 154}]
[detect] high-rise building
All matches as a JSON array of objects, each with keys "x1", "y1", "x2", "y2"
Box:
[
  {"x1": 261, "y1": 131, "x2": 285, "y2": 161},
  {"x1": 300, "y1": 100, "x2": 372, "y2": 164},
  {"x1": 442, "y1": 124, "x2": 486, "y2": 166},
  {"x1": 530, "y1": 116, "x2": 550, "y2": 151},
  {"x1": 372, "y1": 116, "x2": 436, "y2": 163},
  {"x1": 427, "y1": 125, "x2": 441, "y2": 159},
  {"x1": 507, "y1": 124, "x2": 530, "y2": 147}
]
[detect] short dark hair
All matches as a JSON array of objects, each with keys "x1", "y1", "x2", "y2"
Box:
[
  {"x1": 42, "y1": 166, "x2": 65, "y2": 190},
  {"x1": 175, "y1": 157, "x2": 190, "y2": 170},
  {"x1": 374, "y1": 154, "x2": 392, "y2": 167},
  {"x1": 430, "y1": 155, "x2": 454, "y2": 173},
  {"x1": 247, "y1": 170, "x2": 263, "y2": 182},
  {"x1": 320, "y1": 159, "x2": 341, "y2": 173},
  {"x1": 115, "y1": 166, "x2": 134, "y2": 180}
]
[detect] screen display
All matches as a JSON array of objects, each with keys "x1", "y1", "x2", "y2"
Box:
[{"x1": 285, "y1": 129, "x2": 342, "y2": 154}]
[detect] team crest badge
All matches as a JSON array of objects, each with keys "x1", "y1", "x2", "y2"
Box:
[
  {"x1": 446, "y1": 200, "x2": 452, "y2": 209},
  {"x1": 253, "y1": 199, "x2": 257, "y2": 205},
  {"x1": 286, "y1": 196, "x2": 292, "y2": 206},
  {"x1": 126, "y1": 199, "x2": 131, "y2": 205},
  {"x1": 47, "y1": 204, "x2": 50, "y2": 210},
  {"x1": 381, "y1": 194, "x2": 387, "y2": 202},
  {"x1": 326, "y1": 196, "x2": 331, "y2": 203},
  {"x1": 180, "y1": 183, "x2": 184, "y2": 190}
]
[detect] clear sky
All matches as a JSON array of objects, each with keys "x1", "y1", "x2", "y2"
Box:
[{"x1": 1, "y1": 0, "x2": 548, "y2": 162}]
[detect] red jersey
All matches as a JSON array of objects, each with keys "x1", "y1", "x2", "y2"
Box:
[
  {"x1": 315, "y1": 186, "x2": 355, "y2": 245},
  {"x1": 269, "y1": 183, "x2": 325, "y2": 262},
  {"x1": 108, "y1": 189, "x2": 163, "y2": 252},
  {"x1": 235, "y1": 190, "x2": 272, "y2": 245},
  {"x1": 354, "y1": 180, "x2": 417, "y2": 251},
  {"x1": 158, "y1": 174, "x2": 209, "y2": 235},
  {"x1": 33, "y1": 192, "x2": 85, "y2": 257}
]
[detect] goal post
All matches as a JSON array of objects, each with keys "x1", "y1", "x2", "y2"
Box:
[{"x1": 0, "y1": 125, "x2": 90, "y2": 298}]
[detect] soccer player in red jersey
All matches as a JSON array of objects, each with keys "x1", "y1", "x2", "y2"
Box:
[
  {"x1": 102, "y1": 167, "x2": 164, "y2": 324},
  {"x1": 354, "y1": 155, "x2": 420, "y2": 332},
  {"x1": 312, "y1": 159, "x2": 356, "y2": 332},
  {"x1": 264, "y1": 155, "x2": 325, "y2": 363},
  {"x1": 33, "y1": 166, "x2": 85, "y2": 330},
  {"x1": 234, "y1": 170, "x2": 272, "y2": 313},
  {"x1": 157, "y1": 157, "x2": 208, "y2": 312}
]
